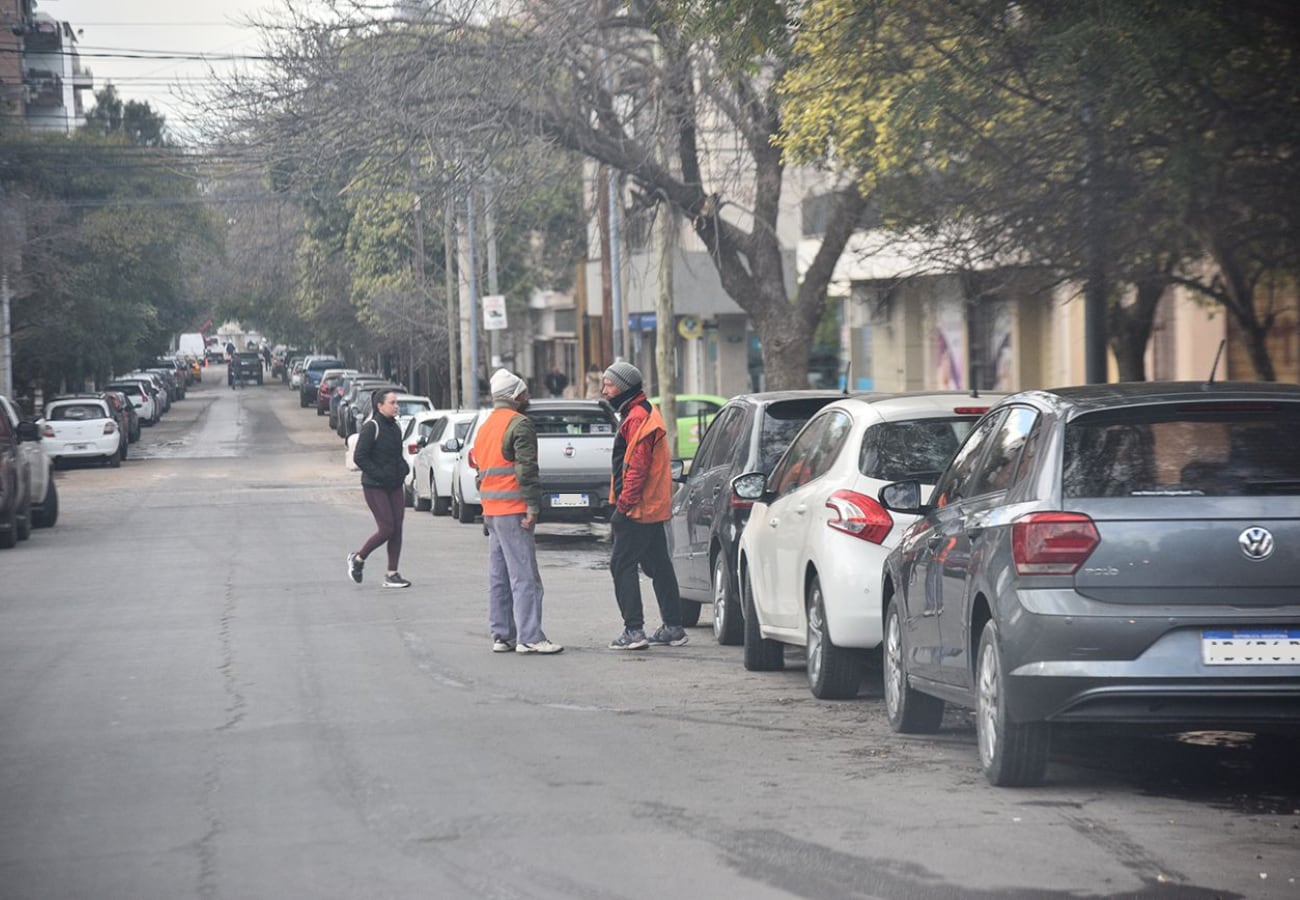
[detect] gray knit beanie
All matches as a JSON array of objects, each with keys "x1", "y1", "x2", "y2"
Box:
[{"x1": 603, "y1": 361, "x2": 643, "y2": 393}]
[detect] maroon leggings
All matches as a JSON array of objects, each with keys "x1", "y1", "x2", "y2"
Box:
[{"x1": 359, "y1": 485, "x2": 405, "y2": 571}]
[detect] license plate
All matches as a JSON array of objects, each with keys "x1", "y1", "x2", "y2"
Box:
[
  {"x1": 1202, "y1": 629, "x2": 1300, "y2": 665},
  {"x1": 69, "y1": 443, "x2": 88, "y2": 451},
  {"x1": 550, "y1": 493, "x2": 590, "y2": 508}
]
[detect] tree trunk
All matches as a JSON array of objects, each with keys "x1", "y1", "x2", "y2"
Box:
[{"x1": 1107, "y1": 275, "x2": 1166, "y2": 382}]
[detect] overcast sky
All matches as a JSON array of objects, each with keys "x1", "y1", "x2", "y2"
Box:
[{"x1": 35, "y1": 0, "x2": 282, "y2": 137}]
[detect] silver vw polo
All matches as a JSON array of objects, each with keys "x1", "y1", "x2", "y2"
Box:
[{"x1": 878, "y1": 381, "x2": 1300, "y2": 786}]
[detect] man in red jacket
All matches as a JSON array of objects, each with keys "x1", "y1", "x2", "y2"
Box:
[{"x1": 601, "y1": 361, "x2": 688, "y2": 650}]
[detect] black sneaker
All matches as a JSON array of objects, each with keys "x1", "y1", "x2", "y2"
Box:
[
  {"x1": 347, "y1": 552, "x2": 364, "y2": 584},
  {"x1": 646, "y1": 625, "x2": 689, "y2": 647},
  {"x1": 383, "y1": 572, "x2": 411, "y2": 589}
]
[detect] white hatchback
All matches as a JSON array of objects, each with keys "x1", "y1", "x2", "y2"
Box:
[
  {"x1": 42, "y1": 397, "x2": 124, "y2": 468},
  {"x1": 410, "y1": 411, "x2": 478, "y2": 515},
  {"x1": 734, "y1": 392, "x2": 1003, "y2": 699}
]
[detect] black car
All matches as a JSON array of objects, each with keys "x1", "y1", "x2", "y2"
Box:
[
  {"x1": 668, "y1": 391, "x2": 844, "y2": 635},
  {"x1": 231, "y1": 352, "x2": 264, "y2": 386}
]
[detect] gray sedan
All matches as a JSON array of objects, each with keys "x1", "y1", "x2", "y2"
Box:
[{"x1": 879, "y1": 381, "x2": 1300, "y2": 786}]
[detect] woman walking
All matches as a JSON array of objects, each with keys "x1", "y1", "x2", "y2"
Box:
[{"x1": 347, "y1": 389, "x2": 412, "y2": 588}]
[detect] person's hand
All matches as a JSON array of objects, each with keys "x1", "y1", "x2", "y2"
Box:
[
  {"x1": 610, "y1": 509, "x2": 628, "y2": 529},
  {"x1": 522, "y1": 513, "x2": 536, "y2": 530}
]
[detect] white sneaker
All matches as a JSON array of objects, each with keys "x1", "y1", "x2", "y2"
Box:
[
  {"x1": 492, "y1": 638, "x2": 515, "y2": 653},
  {"x1": 516, "y1": 639, "x2": 564, "y2": 655}
]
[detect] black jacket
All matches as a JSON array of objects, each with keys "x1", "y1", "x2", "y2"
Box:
[{"x1": 354, "y1": 413, "x2": 409, "y2": 489}]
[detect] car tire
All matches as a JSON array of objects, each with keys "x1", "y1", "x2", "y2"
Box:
[
  {"x1": 806, "y1": 577, "x2": 865, "y2": 699},
  {"x1": 711, "y1": 552, "x2": 744, "y2": 646},
  {"x1": 403, "y1": 482, "x2": 415, "y2": 508},
  {"x1": 300, "y1": 393, "x2": 309, "y2": 408},
  {"x1": 431, "y1": 475, "x2": 450, "y2": 516},
  {"x1": 0, "y1": 505, "x2": 15, "y2": 549},
  {"x1": 108, "y1": 451, "x2": 121, "y2": 469},
  {"x1": 457, "y1": 493, "x2": 476, "y2": 523},
  {"x1": 32, "y1": 477, "x2": 58, "y2": 528},
  {"x1": 741, "y1": 565, "x2": 784, "y2": 672},
  {"x1": 316, "y1": 404, "x2": 325, "y2": 416},
  {"x1": 976, "y1": 621, "x2": 1050, "y2": 787},
  {"x1": 883, "y1": 598, "x2": 944, "y2": 733}
]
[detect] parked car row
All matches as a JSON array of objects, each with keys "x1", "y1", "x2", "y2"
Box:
[
  {"x1": 666, "y1": 381, "x2": 1300, "y2": 787},
  {"x1": 0, "y1": 394, "x2": 57, "y2": 548}
]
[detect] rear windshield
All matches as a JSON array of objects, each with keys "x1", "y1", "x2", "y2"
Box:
[
  {"x1": 49, "y1": 403, "x2": 107, "y2": 421},
  {"x1": 1063, "y1": 403, "x2": 1300, "y2": 497},
  {"x1": 860, "y1": 418, "x2": 978, "y2": 482},
  {"x1": 397, "y1": 400, "x2": 431, "y2": 417},
  {"x1": 529, "y1": 408, "x2": 616, "y2": 436},
  {"x1": 106, "y1": 383, "x2": 141, "y2": 397},
  {"x1": 307, "y1": 358, "x2": 346, "y2": 372},
  {"x1": 758, "y1": 398, "x2": 839, "y2": 472}
]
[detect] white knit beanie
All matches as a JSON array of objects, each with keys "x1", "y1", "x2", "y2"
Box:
[{"x1": 489, "y1": 368, "x2": 527, "y2": 401}]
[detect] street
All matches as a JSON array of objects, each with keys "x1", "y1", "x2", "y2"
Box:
[{"x1": 0, "y1": 370, "x2": 1296, "y2": 900}]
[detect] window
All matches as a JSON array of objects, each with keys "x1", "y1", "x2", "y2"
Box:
[
  {"x1": 528, "y1": 407, "x2": 617, "y2": 436},
  {"x1": 50, "y1": 403, "x2": 107, "y2": 421},
  {"x1": 969, "y1": 407, "x2": 1038, "y2": 495},
  {"x1": 768, "y1": 410, "x2": 850, "y2": 496},
  {"x1": 1063, "y1": 404, "x2": 1300, "y2": 498},
  {"x1": 757, "y1": 397, "x2": 840, "y2": 472},
  {"x1": 930, "y1": 411, "x2": 1006, "y2": 507},
  {"x1": 859, "y1": 418, "x2": 978, "y2": 482},
  {"x1": 692, "y1": 407, "x2": 746, "y2": 472}
]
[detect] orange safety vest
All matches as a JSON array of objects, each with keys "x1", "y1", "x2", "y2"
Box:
[
  {"x1": 611, "y1": 403, "x2": 674, "y2": 523},
  {"x1": 474, "y1": 408, "x2": 528, "y2": 516}
]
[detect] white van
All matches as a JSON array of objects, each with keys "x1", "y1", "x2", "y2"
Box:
[{"x1": 176, "y1": 332, "x2": 206, "y2": 360}]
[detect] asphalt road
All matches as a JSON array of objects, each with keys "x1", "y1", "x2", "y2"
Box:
[{"x1": 1, "y1": 369, "x2": 1297, "y2": 899}]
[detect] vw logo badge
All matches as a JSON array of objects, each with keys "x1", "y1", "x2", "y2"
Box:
[{"x1": 1239, "y1": 526, "x2": 1274, "y2": 561}]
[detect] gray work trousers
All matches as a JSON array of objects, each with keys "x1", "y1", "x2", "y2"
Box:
[{"x1": 485, "y1": 513, "x2": 546, "y2": 645}]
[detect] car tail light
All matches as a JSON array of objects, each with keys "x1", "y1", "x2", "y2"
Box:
[
  {"x1": 43, "y1": 423, "x2": 55, "y2": 438},
  {"x1": 408, "y1": 442, "x2": 420, "y2": 454},
  {"x1": 1012, "y1": 512, "x2": 1099, "y2": 575},
  {"x1": 729, "y1": 492, "x2": 753, "y2": 511},
  {"x1": 467, "y1": 448, "x2": 479, "y2": 470},
  {"x1": 103, "y1": 420, "x2": 117, "y2": 435},
  {"x1": 825, "y1": 489, "x2": 893, "y2": 544},
  {"x1": 953, "y1": 406, "x2": 990, "y2": 415}
]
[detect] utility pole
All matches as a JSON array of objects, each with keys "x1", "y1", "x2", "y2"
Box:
[
  {"x1": 410, "y1": 158, "x2": 426, "y2": 394},
  {"x1": 444, "y1": 192, "x2": 460, "y2": 409},
  {"x1": 609, "y1": 169, "x2": 625, "y2": 361},
  {"x1": 465, "y1": 186, "x2": 481, "y2": 409},
  {"x1": 484, "y1": 177, "x2": 500, "y2": 367}
]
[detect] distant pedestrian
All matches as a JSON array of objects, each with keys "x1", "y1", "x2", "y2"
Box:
[
  {"x1": 472, "y1": 369, "x2": 563, "y2": 655},
  {"x1": 584, "y1": 364, "x2": 603, "y2": 400},
  {"x1": 225, "y1": 340, "x2": 236, "y2": 361},
  {"x1": 347, "y1": 389, "x2": 412, "y2": 589},
  {"x1": 261, "y1": 345, "x2": 272, "y2": 371},
  {"x1": 544, "y1": 366, "x2": 569, "y2": 398},
  {"x1": 601, "y1": 361, "x2": 688, "y2": 650}
]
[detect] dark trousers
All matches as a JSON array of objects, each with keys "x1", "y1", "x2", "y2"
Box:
[
  {"x1": 609, "y1": 518, "x2": 682, "y2": 631},
  {"x1": 360, "y1": 485, "x2": 405, "y2": 571}
]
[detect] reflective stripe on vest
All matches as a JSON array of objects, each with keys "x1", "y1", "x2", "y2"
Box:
[{"x1": 473, "y1": 408, "x2": 528, "y2": 515}]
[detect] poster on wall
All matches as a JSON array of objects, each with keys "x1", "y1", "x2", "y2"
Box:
[{"x1": 934, "y1": 299, "x2": 966, "y2": 390}]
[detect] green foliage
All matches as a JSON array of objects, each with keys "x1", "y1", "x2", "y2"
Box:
[{"x1": 1, "y1": 105, "x2": 218, "y2": 394}]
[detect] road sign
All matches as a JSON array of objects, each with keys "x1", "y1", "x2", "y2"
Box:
[{"x1": 482, "y1": 294, "x2": 507, "y2": 331}]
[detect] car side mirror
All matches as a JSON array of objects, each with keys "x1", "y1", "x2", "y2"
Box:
[
  {"x1": 442, "y1": 437, "x2": 462, "y2": 452},
  {"x1": 731, "y1": 471, "x2": 768, "y2": 502},
  {"x1": 670, "y1": 458, "x2": 685, "y2": 482},
  {"x1": 879, "y1": 481, "x2": 924, "y2": 514},
  {"x1": 16, "y1": 420, "x2": 40, "y2": 442},
  {"x1": 416, "y1": 436, "x2": 428, "y2": 449}
]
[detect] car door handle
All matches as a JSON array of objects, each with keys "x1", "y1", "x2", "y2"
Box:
[
  {"x1": 794, "y1": 504, "x2": 807, "y2": 516},
  {"x1": 712, "y1": 485, "x2": 722, "y2": 496},
  {"x1": 768, "y1": 517, "x2": 779, "y2": 528}
]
